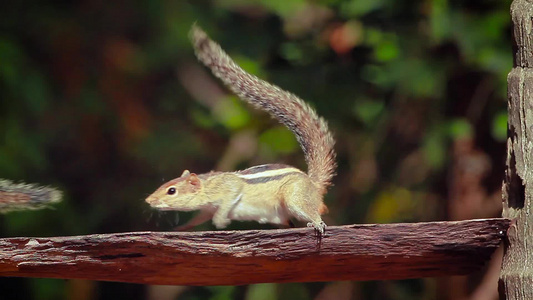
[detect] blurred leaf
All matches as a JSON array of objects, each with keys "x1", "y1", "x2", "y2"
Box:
[
  {"x1": 21, "y1": 70, "x2": 51, "y2": 114},
  {"x1": 280, "y1": 42, "x2": 304, "y2": 63},
  {"x1": 367, "y1": 187, "x2": 418, "y2": 223},
  {"x1": 191, "y1": 108, "x2": 218, "y2": 129},
  {"x1": 364, "y1": 29, "x2": 400, "y2": 62},
  {"x1": 135, "y1": 125, "x2": 206, "y2": 173},
  {"x1": 374, "y1": 40, "x2": 399, "y2": 62},
  {"x1": 365, "y1": 28, "x2": 384, "y2": 46},
  {"x1": 353, "y1": 99, "x2": 385, "y2": 126},
  {"x1": 429, "y1": 0, "x2": 451, "y2": 42},
  {"x1": 361, "y1": 64, "x2": 386, "y2": 85},
  {"x1": 477, "y1": 46, "x2": 512, "y2": 74},
  {"x1": 246, "y1": 283, "x2": 277, "y2": 300},
  {"x1": 364, "y1": 59, "x2": 445, "y2": 98},
  {"x1": 213, "y1": 96, "x2": 252, "y2": 130},
  {"x1": 30, "y1": 278, "x2": 65, "y2": 300},
  {"x1": 256, "y1": 0, "x2": 306, "y2": 17},
  {"x1": 492, "y1": 111, "x2": 508, "y2": 142},
  {"x1": 447, "y1": 118, "x2": 473, "y2": 139},
  {"x1": 0, "y1": 148, "x2": 19, "y2": 176},
  {"x1": 3, "y1": 211, "x2": 47, "y2": 235},
  {"x1": 259, "y1": 126, "x2": 299, "y2": 154},
  {"x1": 278, "y1": 283, "x2": 310, "y2": 300},
  {"x1": 1, "y1": 117, "x2": 47, "y2": 173},
  {"x1": 340, "y1": 0, "x2": 387, "y2": 17},
  {"x1": 79, "y1": 87, "x2": 106, "y2": 114},
  {"x1": 397, "y1": 60, "x2": 445, "y2": 98},
  {"x1": 208, "y1": 286, "x2": 235, "y2": 300},
  {"x1": 0, "y1": 37, "x2": 24, "y2": 86},
  {"x1": 453, "y1": 11, "x2": 512, "y2": 72},
  {"x1": 216, "y1": 0, "x2": 306, "y2": 17},
  {"x1": 422, "y1": 128, "x2": 446, "y2": 169}
]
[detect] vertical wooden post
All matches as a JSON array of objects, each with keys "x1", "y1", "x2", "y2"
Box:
[{"x1": 499, "y1": 1, "x2": 533, "y2": 299}]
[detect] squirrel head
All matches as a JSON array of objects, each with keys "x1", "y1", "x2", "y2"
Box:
[{"x1": 145, "y1": 170, "x2": 203, "y2": 211}]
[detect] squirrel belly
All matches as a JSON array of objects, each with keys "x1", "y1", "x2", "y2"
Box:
[{"x1": 145, "y1": 25, "x2": 336, "y2": 234}]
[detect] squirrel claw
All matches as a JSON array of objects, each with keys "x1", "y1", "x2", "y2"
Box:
[{"x1": 307, "y1": 221, "x2": 326, "y2": 235}]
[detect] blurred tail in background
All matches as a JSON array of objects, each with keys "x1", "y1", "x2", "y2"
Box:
[{"x1": 0, "y1": 179, "x2": 62, "y2": 213}]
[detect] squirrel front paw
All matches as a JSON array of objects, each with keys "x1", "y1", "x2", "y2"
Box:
[
  {"x1": 307, "y1": 221, "x2": 326, "y2": 235},
  {"x1": 213, "y1": 216, "x2": 231, "y2": 229}
]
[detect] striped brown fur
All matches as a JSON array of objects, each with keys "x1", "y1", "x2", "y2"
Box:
[
  {"x1": 190, "y1": 25, "x2": 336, "y2": 194},
  {"x1": 237, "y1": 164, "x2": 291, "y2": 175},
  {"x1": 242, "y1": 172, "x2": 302, "y2": 184}
]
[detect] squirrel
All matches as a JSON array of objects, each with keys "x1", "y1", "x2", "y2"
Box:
[
  {"x1": 145, "y1": 25, "x2": 336, "y2": 234},
  {"x1": 0, "y1": 179, "x2": 62, "y2": 213}
]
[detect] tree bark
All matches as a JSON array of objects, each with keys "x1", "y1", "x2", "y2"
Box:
[
  {"x1": 499, "y1": 1, "x2": 533, "y2": 299},
  {"x1": 0, "y1": 219, "x2": 507, "y2": 286}
]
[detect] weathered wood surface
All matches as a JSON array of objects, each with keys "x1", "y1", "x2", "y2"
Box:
[
  {"x1": 499, "y1": 0, "x2": 533, "y2": 299},
  {"x1": 0, "y1": 219, "x2": 508, "y2": 286}
]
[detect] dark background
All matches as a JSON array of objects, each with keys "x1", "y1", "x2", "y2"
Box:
[{"x1": 0, "y1": 0, "x2": 511, "y2": 299}]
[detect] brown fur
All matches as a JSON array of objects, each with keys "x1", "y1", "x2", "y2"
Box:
[
  {"x1": 145, "y1": 26, "x2": 337, "y2": 234},
  {"x1": 190, "y1": 25, "x2": 337, "y2": 195}
]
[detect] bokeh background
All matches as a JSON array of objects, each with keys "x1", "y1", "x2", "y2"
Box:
[{"x1": 0, "y1": 0, "x2": 511, "y2": 299}]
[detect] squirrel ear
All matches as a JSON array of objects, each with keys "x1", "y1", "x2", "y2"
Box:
[
  {"x1": 181, "y1": 170, "x2": 191, "y2": 177},
  {"x1": 188, "y1": 173, "x2": 201, "y2": 187}
]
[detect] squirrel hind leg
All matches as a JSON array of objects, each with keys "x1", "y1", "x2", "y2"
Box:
[{"x1": 282, "y1": 180, "x2": 326, "y2": 234}]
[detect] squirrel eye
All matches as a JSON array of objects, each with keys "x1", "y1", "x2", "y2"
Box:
[{"x1": 167, "y1": 187, "x2": 176, "y2": 195}]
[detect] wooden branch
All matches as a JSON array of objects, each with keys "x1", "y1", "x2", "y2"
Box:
[
  {"x1": 499, "y1": 0, "x2": 533, "y2": 298},
  {"x1": 0, "y1": 218, "x2": 508, "y2": 286}
]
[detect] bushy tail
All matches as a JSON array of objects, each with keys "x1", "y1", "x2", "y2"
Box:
[
  {"x1": 0, "y1": 179, "x2": 62, "y2": 213},
  {"x1": 190, "y1": 25, "x2": 336, "y2": 193}
]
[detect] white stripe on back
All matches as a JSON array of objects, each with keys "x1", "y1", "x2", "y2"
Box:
[{"x1": 236, "y1": 168, "x2": 303, "y2": 179}]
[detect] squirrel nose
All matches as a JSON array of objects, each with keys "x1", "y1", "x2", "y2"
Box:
[{"x1": 146, "y1": 196, "x2": 159, "y2": 206}]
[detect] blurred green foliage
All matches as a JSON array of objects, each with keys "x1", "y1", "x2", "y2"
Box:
[{"x1": 0, "y1": 0, "x2": 511, "y2": 299}]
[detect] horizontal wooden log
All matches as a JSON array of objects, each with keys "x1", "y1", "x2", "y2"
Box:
[{"x1": 0, "y1": 218, "x2": 509, "y2": 285}]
